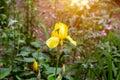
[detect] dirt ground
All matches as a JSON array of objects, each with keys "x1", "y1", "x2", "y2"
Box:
[
  {"x1": 35, "y1": 0, "x2": 120, "y2": 41},
  {"x1": 35, "y1": 0, "x2": 64, "y2": 41},
  {"x1": 15, "y1": 0, "x2": 120, "y2": 42}
]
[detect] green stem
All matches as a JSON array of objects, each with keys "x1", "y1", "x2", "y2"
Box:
[
  {"x1": 55, "y1": 55, "x2": 59, "y2": 79},
  {"x1": 37, "y1": 70, "x2": 41, "y2": 80},
  {"x1": 55, "y1": 46, "x2": 61, "y2": 79}
]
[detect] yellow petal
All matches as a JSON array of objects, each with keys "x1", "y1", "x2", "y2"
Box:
[
  {"x1": 54, "y1": 22, "x2": 60, "y2": 30},
  {"x1": 59, "y1": 23, "x2": 68, "y2": 38},
  {"x1": 51, "y1": 29, "x2": 59, "y2": 37},
  {"x1": 46, "y1": 37, "x2": 59, "y2": 48},
  {"x1": 53, "y1": 22, "x2": 68, "y2": 39},
  {"x1": 33, "y1": 59, "x2": 38, "y2": 72},
  {"x1": 66, "y1": 36, "x2": 77, "y2": 46}
]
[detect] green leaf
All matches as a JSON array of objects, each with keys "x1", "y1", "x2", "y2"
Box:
[
  {"x1": 116, "y1": 71, "x2": 120, "y2": 80},
  {"x1": 8, "y1": 19, "x2": 18, "y2": 26},
  {"x1": 26, "y1": 77, "x2": 37, "y2": 80},
  {"x1": 21, "y1": 46, "x2": 35, "y2": 52},
  {"x1": 0, "y1": 68, "x2": 11, "y2": 79},
  {"x1": 103, "y1": 52, "x2": 112, "y2": 80},
  {"x1": 15, "y1": 57, "x2": 35, "y2": 63},
  {"x1": 70, "y1": 76, "x2": 74, "y2": 80},
  {"x1": 32, "y1": 52, "x2": 40, "y2": 59},
  {"x1": 45, "y1": 66, "x2": 61, "y2": 75},
  {"x1": 47, "y1": 74, "x2": 55, "y2": 80},
  {"x1": 18, "y1": 39, "x2": 25, "y2": 44},
  {"x1": 112, "y1": 62, "x2": 117, "y2": 77},
  {"x1": 30, "y1": 41, "x2": 44, "y2": 48},
  {"x1": 4, "y1": 0, "x2": 11, "y2": 4},
  {"x1": 23, "y1": 58, "x2": 34, "y2": 63},
  {"x1": 0, "y1": 14, "x2": 7, "y2": 20},
  {"x1": 17, "y1": 51, "x2": 30, "y2": 57},
  {"x1": 39, "y1": 23, "x2": 49, "y2": 39},
  {"x1": 1, "y1": 32, "x2": 7, "y2": 38},
  {"x1": 19, "y1": 71, "x2": 34, "y2": 77},
  {"x1": 16, "y1": 75, "x2": 23, "y2": 80}
]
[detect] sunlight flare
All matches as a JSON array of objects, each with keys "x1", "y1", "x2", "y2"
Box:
[
  {"x1": 72, "y1": 0, "x2": 79, "y2": 4},
  {"x1": 71, "y1": 0, "x2": 89, "y2": 7},
  {"x1": 81, "y1": 0, "x2": 89, "y2": 6}
]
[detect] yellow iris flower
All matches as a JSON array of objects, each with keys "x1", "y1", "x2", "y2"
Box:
[
  {"x1": 46, "y1": 22, "x2": 76, "y2": 48},
  {"x1": 33, "y1": 59, "x2": 38, "y2": 72}
]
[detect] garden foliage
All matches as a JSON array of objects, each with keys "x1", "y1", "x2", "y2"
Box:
[{"x1": 0, "y1": 0, "x2": 120, "y2": 80}]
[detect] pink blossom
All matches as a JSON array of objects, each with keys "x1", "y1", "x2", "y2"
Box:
[
  {"x1": 72, "y1": 15, "x2": 77, "y2": 21},
  {"x1": 101, "y1": 30, "x2": 107, "y2": 36},
  {"x1": 92, "y1": 13, "x2": 95, "y2": 17},
  {"x1": 90, "y1": 0, "x2": 94, "y2": 4},
  {"x1": 105, "y1": 25, "x2": 112, "y2": 30}
]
